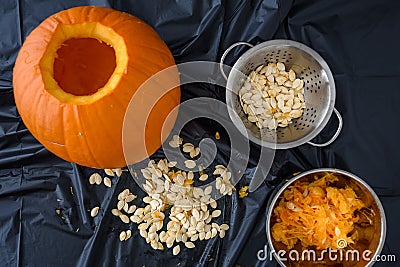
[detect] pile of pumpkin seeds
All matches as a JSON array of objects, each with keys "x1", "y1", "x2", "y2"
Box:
[
  {"x1": 87, "y1": 135, "x2": 233, "y2": 254},
  {"x1": 239, "y1": 61, "x2": 306, "y2": 129}
]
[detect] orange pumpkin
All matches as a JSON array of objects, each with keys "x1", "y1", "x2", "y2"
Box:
[{"x1": 13, "y1": 6, "x2": 180, "y2": 168}]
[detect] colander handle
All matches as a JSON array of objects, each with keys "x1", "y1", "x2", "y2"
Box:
[
  {"x1": 219, "y1": 42, "x2": 254, "y2": 80},
  {"x1": 307, "y1": 107, "x2": 343, "y2": 147}
]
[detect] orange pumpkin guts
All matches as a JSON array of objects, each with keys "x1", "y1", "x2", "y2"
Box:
[{"x1": 13, "y1": 6, "x2": 181, "y2": 168}]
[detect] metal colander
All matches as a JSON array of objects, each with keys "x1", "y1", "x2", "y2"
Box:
[{"x1": 220, "y1": 39, "x2": 342, "y2": 149}]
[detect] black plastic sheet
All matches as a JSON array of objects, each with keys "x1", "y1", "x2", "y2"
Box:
[{"x1": 1, "y1": 0, "x2": 399, "y2": 266}]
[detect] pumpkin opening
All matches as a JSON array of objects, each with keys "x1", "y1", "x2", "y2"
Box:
[
  {"x1": 40, "y1": 22, "x2": 128, "y2": 104},
  {"x1": 53, "y1": 38, "x2": 116, "y2": 96}
]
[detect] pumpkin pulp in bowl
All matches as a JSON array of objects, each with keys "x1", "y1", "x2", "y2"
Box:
[{"x1": 267, "y1": 170, "x2": 385, "y2": 267}]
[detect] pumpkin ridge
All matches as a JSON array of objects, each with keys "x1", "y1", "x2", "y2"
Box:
[
  {"x1": 100, "y1": 11, "x2": 133, "y2": 29},
  {"x1": 75, "y1": 105, "x2": 102, "y2": 167}
]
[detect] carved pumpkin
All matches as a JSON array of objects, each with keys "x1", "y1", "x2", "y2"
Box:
[{"x1": 13, "y1": 6, "x2": 180, "y2": 168}]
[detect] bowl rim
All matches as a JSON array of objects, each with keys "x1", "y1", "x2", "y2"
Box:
[
  {"x1": 225, "y1": 39, "x2": 336, "y2": 149},
  {"x1": 265, "y1": 168, "x2": 387, "y2": 267}
]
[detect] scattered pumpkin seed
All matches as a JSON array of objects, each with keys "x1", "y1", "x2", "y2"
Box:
[
  {"x1": 120, "y1": 214, "x2": 130, "y2": 224},
  {"x1": 104, "y1": 169, "x2": 114, "y2": 176},
  {"x1": 189, "y1": 147, "x2": 200, "y2": 158},
  {"x1": 169, "y1": 135, "x2": 183, "y2": 148},
  {"x1": 112, "y1": 209, "x2": 122, "y2": 216},
  {"x1": 182, "y1": 143, "x2": 194, "y2": 153},
  {"x1": 123, "y1": 202, "x2": 129, "y2": 213},
  {"x1": 125, "y1": 229, "x2": 132, "y2": 240},
  {"x1": 114, "y1": 168, "x2": 123, "y2": 177},
  {"x1": 104, "y1": 177, "x2": 112, "y2": 187},
  {"x1": 199, "y1": 174, "x2": 208, "y2": 181},
  {"x1": 219, "y1": 229, "x2": 226, "y2": 238},
  {"x1": 173, "y1": 245, "x2": 180, "y2": 255},
  {"x1": 127, "y1": 205, "x2": 137, "y2": 214},
  {"x1": 211, "y1": 210, "x2": 221, "y2": 218},
  {"x1": 125, "y1": 194, "x2": 137, "y2": 203},
  {"x1": 204, "y1": 186, "x2": 212, "y2": 195},
  {"x1": 184, "y1": 160, "x2": 196, "y2": 169},
  {"x1": 117, "y1": 200, "x2": 125, "y2": 210},
  {"x1": 119, "y1": 231, "x2": 127, "y2": 241},
  {"x1": 90, "y1": 206, "x2": 99, "y2": 217},
  {"x1": 220, "y1": 224, "x2": 230, "y2": 231},
  {"x1": 185, "y1": 241, "x2": 195, "y2": 248}
]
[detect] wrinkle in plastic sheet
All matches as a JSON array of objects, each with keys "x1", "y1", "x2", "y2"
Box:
[{"x1": 0, "y1": 0, "x2": 399, "y2": 267}]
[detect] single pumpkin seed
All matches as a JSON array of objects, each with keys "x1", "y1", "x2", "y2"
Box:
[
  {"x1": 205, "y1": 231, "x2": 212, "y2": 240},
  {"x1": 125, "y1": 194, "x2": 136, "y2": 203},
  {"x1": 204, "y1": 186, "x2": 212, "y2": 195},
  {"x1": 115, "y1": 168, "x2": 123, "y2": 177},
  {"x1": 288, "y1": 69, "x2": 296, "y2": 81},
  {"x1": 139, "y1": 230, "x2": 148, "y2": 238},
  {"x1": 150, "y1": 240, "x2": 158, "y2": 249},
  {"x1": 211, "y1": 228, "x2": 218, "y2": 238},
  {"x1": 112, "y1": 209, "x2": 122, "y2": 216},
  {"x1": 292, "y1": 78, "x2": 301, "y2": 88},
  {"x1": 130, "y1": 215, "x2": 141, "y2": 223},
  {"x1": 125, "y1": 230, "x2": 132, "y2": 240},
  {"x1": 216, "y1": 178, "x2": 222, "y2": 190},
  {"x1": 119, "y1": 231, "x2": 127, "y2": 241},
  {"x1": 201, "y1": 202, "x2": 208, "y2": 212},
  {"x1": 90, "y1": 206, "x2": 99, "y2": 217},
  {"x1": 182, "y1": 143, "x2": 194, "y2": 153},
  {"x1": 192, "y1": 209, "x2": 200, "y2": 221},
  {"x1": 172, "y1": 245, "x2": 181, "y2": 255},
  {"x1": 277, "y1": 62, "x2": 285, "y2": 71},
  {"x1": 185, "y1": 241, "x2": 195, "y2": 249},
  {"x1": 123, "y1": 202, "x2": 129, "y2": 213},
  {"x1": 220, "y1": 223, "x2": 230, "y2": 231},
  {"x1": 219, "y1": 229, "x2": 226, "y2": 238},
  {"x1": 184, "y1": 160, "x2": 196, "y2": 169},
  {"x1": 103, "y1": 177, "x2": 112, "y2": 187},
  {"x1": 199, "y1": 231, "x2": 206, "y2": 240},
  {"x1": 117, "y1": 200, "x2": 125, "y2": 210},
  {"x1": 94, "y1": 174, "x2": 102, "y2": 185},
  {"x1": 189, "y1": 147, "x2": 200, "y2": 158},
  {"x1": 199, "y1": 174, "x2": 208, "y2": 181},
  {"x1": 168, "y1": 161, "x2": 177, "y2": 168},
  {"x1": 190, "y1": 234, "x2": 199, "y2": 242},
  {"x1": 220, "y1": 183, "x2": 226, "y2": 194},
  {"x1": 209, "y1": 199, "x2": 217, "y2": 209},
  {"x1": 211, "y1": 210, "x2": 221, "y2": 218},
  {"x1": 120, "y1": 214, "x2": 130, "y2": 224},
  {"x1": 169, "y1": 140, "x2": 180, "y2": 148},
  {"x1": 104, "y1": 169, "x2": 114, "y2": 176}
]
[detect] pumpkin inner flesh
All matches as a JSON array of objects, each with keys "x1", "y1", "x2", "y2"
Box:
[
  {"x1": 40, "y1": 23, "x2": 128, "y2": 105},
  {"x1": 53, "y1": 38, "x2": 116, "y2": 96}
]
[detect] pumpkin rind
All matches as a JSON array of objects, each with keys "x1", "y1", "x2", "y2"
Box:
[{"x1": 13, "y1": 6, "x2": 180, "y2": 168}]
